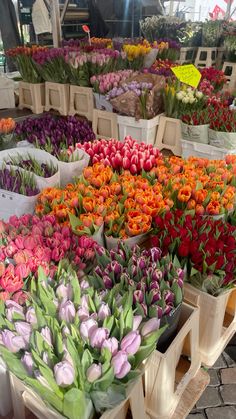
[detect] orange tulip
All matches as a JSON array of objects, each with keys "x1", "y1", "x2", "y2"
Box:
[{"x1": 177, "y1": 186, "x2": 192, "y2": 203}]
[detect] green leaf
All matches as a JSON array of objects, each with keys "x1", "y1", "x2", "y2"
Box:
[
  {"x1": 0, "y1": 346, "x2": 27, "y2": 380},
  {"x1": 70, "y1": 275, "x2": 81, "y2": 307},
  {"x1": 124, "y1": 307, "x2": 133, "y2": 334},
  {"x1": 34, "y1": 305, "x2": 47, "y2": 328},
  {"x1": 69, "y1": 213, "x2": 82, "y2": 230},
  {"x1": 39, "y1": 365, "x2": 64, "y2": 398},
  {"x1": 25, "y1": 377, "x2": 63, "y2": 414},
  {"x1": 171, "y1": 283, "x2": 183, "y2": 306},
  {"x1": 93, "y1": 366, "x2": 115, "y2": 391},
  {"x1": 63, "y1": 389, "x2": 89, "y2": 419},
  {"x1": 134, "y1": 342, "x2": 157, "y2": 367},
  {"x1": 81, "y1": 349, "x2": 93, "y2": 373},
  {"x1": 103, "y1": 315, "x2": 114, "y2": 332},
  {"x1": 142, "y1": 325, "x2": 168, "y2": 347}
]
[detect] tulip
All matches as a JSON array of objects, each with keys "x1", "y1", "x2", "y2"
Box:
[
  {"x1": 111, "y1": 351, "x2": 131, "y2": 379},
  {"x1": 133, "y1": 290, "x2": 144, "y2": 304},
  {"x1": 54, "y1": 361, "x2": 75, "y2": 387},
  {"x1": 86, "y1": 363, "x2": 102, "y2": 383},
  {"x1": 77, "y1": 306, "x2": 90, "y2": 321},
  {"x1": 137, "y1": 257, "x2": 146, "y2": 270},
  {"x1": 164, "y1": 304, "x2": 173, "y2": 315},
  {"x1": 97, "y1": 303, "x2": 111, "y2": 321},
  {"x1": 59, "y1": 301, "x2": 76, "y2": 323},
  {"x1": 41, "y1": 326, "x2": 53, "y2": 346},
  {"x1": 152, "y1": 269, "x2": 163, "y2": 282},
  {"x1": 56, "y1": 284, "x2": 72, "y2": 301},
  {"x1": 42, "y1": 351, "x2": 53, "y2": 367},
  {"x1": 120, "y1": 331, "x2": 141, "y2": 355},
  {"x1": 132, "y1": 315, "x2": 142, "y2": 331},
  {"x1": 150, "y1": 289, "x2": 161, "y2": 304},
  {"x1": 141, "y1": 318, "x2": 160, "y2": 337},
  {"x1": 80, "y1": 279, "x2": 90, "y2": 290},
  {"x1": 15, "y1": 321, "x2": 32, "y2": 344},
  {"x1": 101, "y1": 337, "x2": 118, "y2": 355},
  {"x1": 163, "y1": 290, "x2": 175, "y2": 304},
  {"x1": 21, "y1": 352, "x2": 34, "y2": 375},
  {"x1": 25, "y1": 307, "x2": 37, "y2": 324},
  {"x1": 90, "y1": 327, "x2": 108, "y2": 349},
  {"x1": 103, "y1": 275, "x2": 113, "y2": 289},
  {"x1": 80, "y1": 318, "x2": 98, "y2": 340},
  {"x1": 1, "y1": 330, "x2": 26, "y2": 352},
  {"x1": 34, "y1": 370, "x2": 52, "y2": 391},
  {"x1": 110, "y1": 261, "x2": 122, "y2": 275},
  {"x1": 5, "y1": 300, "x2": 24, "y2": 322}
]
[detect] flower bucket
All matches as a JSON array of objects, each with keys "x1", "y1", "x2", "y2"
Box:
[
  {"x1": 181, "y1": 139, "x2": 236, "y2": 160},
  {"x1": 58, "y1": 149, "x2": 90, "y2": 187},
  {"x1": 45, "y1": 82, "x2": 69, "y2": 116},
  {"x1": 117, "y1": 114, "x2": 162, "y2": 145},
  {"x1": 209, "y1": 128, "x2": 236, "y2": 150},
  {"x1": 155, "y1": 115, "x2": 182, "y2": 156},
  {"x1": 181, "y1": 122, "x2": 209, "y2": 144},
  {"x1": 157, "y1": 303, "x2": 182, "y2": 352},
  {"x1": 69, "y1": 85, "x2": 94, "y2": 121},
  {"x1": 105, "y1": 232, "x2": 150, "y2": 251},
  {"x1": 94, "y1": 93, "x2": 113, "y2": 113},
  {"x1": 19, "y1": 82, "x2": 45, "y2": 114},
  {"x1": 0, "y1": 148, "x2": 60, "y2": 189}
]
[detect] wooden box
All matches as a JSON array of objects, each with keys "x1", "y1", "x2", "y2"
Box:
[
  {"x1": 69, "y1": 85, "x2": 94, "y2": 121},
  {"x1": 92, "y1": 109, "x2": 118, "y2": 140},
  {"x1": 19, "y1": 81, "x2": 45, "y2": 114},
  {"x1": 45, "y1": 82, "x2": 69, "y2": 116},
  {"x1": 145, "y1": 302, "x2": 201, "y2": 419},
  {"x1": 184, "y1": 283, "x2": 236, "y2": 367},
  {"x1": 155, "y1": 115, "x2": 182, "y2": 156}
]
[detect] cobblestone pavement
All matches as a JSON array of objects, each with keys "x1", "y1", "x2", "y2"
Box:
[{"x1": 188, "y1": 334, "x2": 236, "y2": 419}]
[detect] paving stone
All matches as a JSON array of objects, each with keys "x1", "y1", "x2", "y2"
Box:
[
  {"x1": 187, "y1": 414, "x2": 206, "y2": 419},
  {"x1": 205, "y1": 406, "x2": 236, "y2": 419},
  {"x1": 221, "y1": 367, "x2": 236, "y2": 384},
  {"x1": 224, "y1": 347, "x2": 236, "y2": 365},
  {"x1": 208, "y1": 369, "x2": 220, "y2": 386},
  {"x1": 220, "y1": 384, "x2": 236, "y2": 405},
  {"x1": 212, "y1": 355, "x2": 227, "y2": 369},
  {"x1": 196, "y1": 387, "x2": 221, "y2": 409}
]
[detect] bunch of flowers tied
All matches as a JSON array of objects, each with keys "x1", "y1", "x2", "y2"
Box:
[
  {"x1": 0, "y1": 262, "x2": 165, "y2": 418},
  {"x1": 163, "y1": 82, "x2": 205, "y2": 119},
  {"x1": 152, "y1": 210, "x2": 236, "y2": 295},
  {"x1": 90, "y1": 243, "x2": 183, "y2": 320},
  {"x1": 90, "y1": 70, "x2": 136, "y2": 95},
  {"x1": 0, "y1": 214, "x2": 97, "y2": 302},
  {"x1": 0, "y1": 166, "x2": 39, "y2": 196},
  {"x1": 4, "y1": 153, "x2": 57, "y2": 179},
  {"x1": 7, "y1": 45, "x2": 47, "y2": 83}
]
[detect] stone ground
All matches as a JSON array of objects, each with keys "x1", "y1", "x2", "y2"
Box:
[{"x1": 188, "y1": 334, "x2": 236, "y2": 419}]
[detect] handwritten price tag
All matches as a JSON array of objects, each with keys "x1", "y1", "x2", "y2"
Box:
[{"x1": 171, "y1": 64, "x2": 201, "y2": 88}]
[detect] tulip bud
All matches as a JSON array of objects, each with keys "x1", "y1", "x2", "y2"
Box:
[
  {"x1": 62, "y1": 326, "x2": 70, "y2": 337},
  {"x1": 133, "y1": 290, "x2": 144, "y2": 304},
  {"x1": 150, "y1": 247, "x2": 162, "y2": 262},
  {"x1": 137, "y1": 257, "x2": 146, "y2": 270},
  {"x1": 81, "y1": 295, "x2": 89, "y2": 309},
  {"x1": 80, "y1": 279, "x2": 90, "y2": 290},
  {"x1": 21, "y1": 352, "x2": 34, "y2": 375},
  {"x1": 41, "y1": 326, "x2": 52, "y2": 346},
  {"x1": 54, "y1": 361, "x2": 75, "y2": 387},
  {"x1": 152, "y1": 269, "x2": 163, "y2": 282},
  {"x1": 150, "y1": 281, "x2": 159, "y2": 290},
  {"x1": 77, "y1": 306, "x2": 90, "y2": 321},
  {"x1": 109, "y1": 261, "x2": 122, "y2": 276},
  {"x1": 102, "y1": 337, "x2": 118, "y2": 355},
  {"x1": 103, "y1": 275, "x2": 113, "y2": 289},
  {"x1": 133, "y1": 315, "x2": 142, "y2": 331},
  {"x1": 164, "y1": 304, "x2": 173, "y2": 315},
  {"x1": 156, "y1": 306, "x2": 163, "y2": 319},
  {"x1": 96, "y1": 247, "x2": 106, "y2": 256},
  {"x1": 177, "y1": 268, "x2": 184, "y2": 280},
  {"x1": 141, "y1": 303, "x2": 148, "y2": 316},
  {"x1": 86, "y1": 363, "x2": 102, "y2": 383},
  {"x1": 97, "y1": 303, "x2": 111, "y2": 321},
  {"x1": 42, "y1": 351, "x2": 53, "y2": 367},
  {"x1": 15, "y1": 321, "x2": 32, "y2": 344},
  {"x1": 80, "y1": 318, "x2": 98, "y2": 340},
  {"x1": 1, "y1": 329, "x2": 26, "y2": 353},
  {"x1": 5, "y1": 300, "x2": 24, "y2": 322},
  {"x1": 34, "y1": 370, "x2": 52, "y2": 391},
  {"x1": 56, "y1": 284, "x2": 72, "y2": 301},
  {"x1": 94, "y1": 266, "x2": 103, "y2": 277},
  {"x1": 90, "y1": 327, "x2": 109, "y2": 349},
  {"x1": 25, "y1": 307, "x2": 37, "y2": 325},
  {"x1": 59, "y1": 301, "x2": 76, "y2": 323},
  {"x1": 111, "y1": 351, "x2": 131, "y2": 379},
  {"x1": 150, "y1": 289, "x2": 161, "y2": 304},
  {"x1": 141, "y1": 318, "x2": 160, "y2": 337},
  {"x1": 120, "y1": 331, "x2": 141, "y2": 355},
  {"x1": 163, "y1": 290, "x2": 174, "y2": 304}
]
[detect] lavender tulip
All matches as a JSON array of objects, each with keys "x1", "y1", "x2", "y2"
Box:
[
  {"x1": 15, "y1": 321, "x2": 32, "y2": 345},
  {"x1": 90, "y1": 327, "x2": 109, "y2": 349},
  {"x1": 77, "y1": 306, "x2": 90, "y2": 321},
  {"x1": 1, "y1": 330, "x2": 26, "y2": 353},
  {"x1": 97, "y1": 303, "x2": 111, "y2": 321},
  {"x1": 59, "y1": 301, "x2": 76, "y2": 323},
  {"x1": 41, "y1": 326, "x2": 53, "y2": 346},
  {"x1": 80, "y1": 279, "x2": 90, "y2": 290},
  {"x1": 80, "y1": 318, "x2": 98, "y2": 340},
  {"x1": 62, "y1": 326, "x2": 70, "y2": 337},
  {"x1": 141, "y1": 318, "x2": 160, "y2": 337},
  {"x1": 21, "y1": 352, "x2": 34, "y2": 375},
  {"x1": 34, "y1": 370, "x2": 52, "y2": 391},
  {"x1": 42, "y1": 351, "x2": 53, "y2": 367},
  {"x1": 25, "y1": 307, "x2": 37, "y2": 325},
  {"x1": 80, "y1": 295, "x2": 89, "y2": 309},
  {"x1": 101, "y1": 337, "x2": 118, "y2": 355},
  {"x1": 56, "y1": 284, "x2": 72, "y2": 301},
  {"x1": 111, "y1": 351, "x2": 131, "y2": 379},
  {"x1": 5, "y1": 300, "x2": 24, "y2": 322},
  {"x1": 132, "y1": 315, "x2": 142, "y2": 331},
  {"x1": 120, "y1": 331, "x2": 141, "y2": 355},
  {"x1": 54, "y1": 361, "x2": 75, "y2": 387},
  {"x1": 86, "y1": 363, "x2": 102, "y2": 383}
]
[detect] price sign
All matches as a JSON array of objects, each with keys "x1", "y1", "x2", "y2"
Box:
[{"x1": 171, "y1": 64, "x2": 201, "y2": 88}]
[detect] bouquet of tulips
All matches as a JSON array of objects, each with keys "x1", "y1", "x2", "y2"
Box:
[
  {"x1": 3, "y1": 153, "x2": 57, "y2": 179},
  {"x1": 123, "y1": 43, "x2": 151, "y2": 71},
  {"x1": 0, "y1": 262, "x2": 164, "y2": 418},
  {"x1": 0, "y1": 166, "x2": 39, "y2": 197},
  {"x1": 33, "y1": 48, "x2": 69, "y2": 84},
  {"x1": 90, "y1": 70, "x2": 136, "y2": 95},
  {"x1": 0, "y1": 118, "x2": 16, "y2": 150},
  {"x1": 145, "y1": 58, "x2": 177, "y2": 78},
  {"x1": 7, "y1": 46, "x2": 47, "y2": 83},
  {"x1": 200, "y1": 67, "x2": 226, "y2": 92}
]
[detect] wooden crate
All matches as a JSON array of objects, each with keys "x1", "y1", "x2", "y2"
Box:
[
  {"x1": 9, "y1": 373, "x2": 149, "y2": 419},
  {"x1": 194, "y1": 47, "x2": 217, "y2": 68},
  {"x1": 145, "y1": 302, "x2": 201, "y2": 419},
  {"x1": 184, "y1": 283, "x2": 236, "y2": 367},
  {"x1": 154, "y1": 115, "x2": 182, "y2": 156},
  {"x1": 92, "y1": 109, "x2": 118, "y2": 140},
  {"x1": 19, "y1": 82, "x2": 45, "y2": 114},
  {"x1": 222, "y1": 62, "x2": 236, "y2": 92},
  {"x1": 69, "y1": 86, "x2": 94, "y2": 121},
  {"x1": 45, "y1": 82, "x2": 69, "y2": 116}
]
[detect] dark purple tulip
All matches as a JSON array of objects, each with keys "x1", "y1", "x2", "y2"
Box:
[
  {"x1": 137, "y1": 257, "x2": 146, "y2": 270},
  {"x1": 150, "y1": 289, "x2": 161, "y2": 304},
  {"x1": 103, "y1": 275, "x2": 113, "y2": 289},
  {"x1": 133, "y1": 290, "x2": 144, "y2": 304},
  {"x1": 163, "y1": 290, "x2": 175, "y2": 304},
  {"x1": 150, "y1": 281, "x2": 159, "y2": 290}
]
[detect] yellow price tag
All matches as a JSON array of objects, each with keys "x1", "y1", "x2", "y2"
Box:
[{"x1": 171, "y1": 64, "x2": 201, "y2": 88}]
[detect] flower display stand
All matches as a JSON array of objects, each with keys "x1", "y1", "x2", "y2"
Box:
[
  {"x1": 69, "y1": 86, "x2": 94, "y2": 121},
  {"x1": 92, "y1": 109, "x2": 119, "y2": 140},
  {"x1": 10, "y1": 373, "x2": 148, "y2": 419},
  {"x1": 155, "y1": 115, "x2": 182, "y2": 156},
  {"x1": 45, "y1": 82, "x2": 69, "y2": 116},
  {"x1": 222, "y1": 62, "x2": 236, "y2": 92},
  {"x1": 177, "y1": 48, "x2": 197, "y2": 65},
  {"x1": 117, "y1": 114, "x2": 162, "y2": 145},
  {"x1": 216, "y1": 47, "x2": 226, "y2": 69},
  {"x1": 145, "y1": 302, "x2": 202, "y2": 419},
  {"x1": 184, "y1": 284, "x2": 236, "y2": 367},
  {"x1": 19, "y1": 82, "x2": 45, "y2": 114},
  {"x1": 194, "y1": 47, "x2": 217, "y2": 67}
]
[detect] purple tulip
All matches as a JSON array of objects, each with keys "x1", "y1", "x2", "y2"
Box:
[
  {"x1": 59, "y1": 301, "x2": 76, "y2": 323},
  {"x1": 164, "y1": 304, "x2": 173, "y2": 315},
  {"x1": 1, "y1": 330, "x2": 26, "y2": 353},
  {"x1": 101, "y1": 337, "x2": 118, "y2": 355},
  {"x1": 21, "y1": 352, "x2": 34, "y2": 375},
  {"x1": 128, "y1": 279, "x2": 135, "y2": 287},
  {"x1": 86, "y1": 363, "x2": 102, "y2": 383},
  {"x1": 103, "y1": 275, "x2": 113, "y2": 289},
  {"x1": 177, "y1": 277, "x2": 184, "y2": 288},
  {"x1": 133, "y1": 290, "x2": 144, "y2": 304},
  {"x1": 111, "y1": 351, "x2": 131, "y2": 379},
  {"x1": 150, "y1": 281, "x2": 160, "y2": 290},
  {"x1": 56, "y1": 284, "x2": 72, "y2": 301},
  {"x1": 77, "y1": 306, "x2": 90, "y2": 321},
  {"x1": 150, "y1": 247, "x2": 162, "y2": 262},
  {"x1": 141, "y1": 318, "x2": 160, "y2": 337},
  {"x1": 97, "y1": 303, "x2": 111, "y2": 321},
  {"x1": 120, "y1": 331, "x2": 141, "y2": 355},
  {"x1": 177, "y1": 268, "x2": 184, "y2": 280},
  {"x1": 25, "y1": 307, "x2": 37, "y2": 325},
  {"x1": 96, "y1": 247, "x2": 106, "y2": 256},
  {"x1": 34, "y1": 370, "x2": 52, "y2": 391},
  {"x1": 94, "y1": 266, "x2": 103, "y2": 277},
  {"x1": 54, "y1": 361, "x2": 75, "y2": 387},
  {"x1": 150, "y1": 289, "x2": 161, "y2": 304},
  {"x1": 110, "y1": 261, "x2": 122, "y2": 275},
  {"x1": 163, "y1": 290, "x2": 175, "y2": 304},
  {"x1": 41, "y1": 327, "x2": 53, "y2": 346},
  {"x1": 132, "y1": 315, "x2": 142, "y2": 331},
  {"x1": 15, "y1": 321, "x2": 32, "y2": 345},
  {"x1": 90, "y1": 327, "x2": 109, "y2": 349},
  {"x1": 80, "y1": 318, "x2": 98, "y2": 340},
  {"x1": 131, "y1": 266, "x2": 138, "y2": 276},
  {"x1": 137, "y1": 257, "x2": 146, "y2": 270},
  {"x1": 152, "y1": 269, "x2": 163, "y2": 282},
  {"x1": 156, "y1": 306, "x2": 163, "y2": 319},
  {"x1": 5, "y1": 300, "x2": 24, "y2": 322},
  {"x1": 80, "y1": 280, "x2": 90, "y2": 290}
]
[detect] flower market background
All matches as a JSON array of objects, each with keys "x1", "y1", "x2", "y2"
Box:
[{"x1": 0, "y1": 2, "x2": 236, "y2": 419}]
